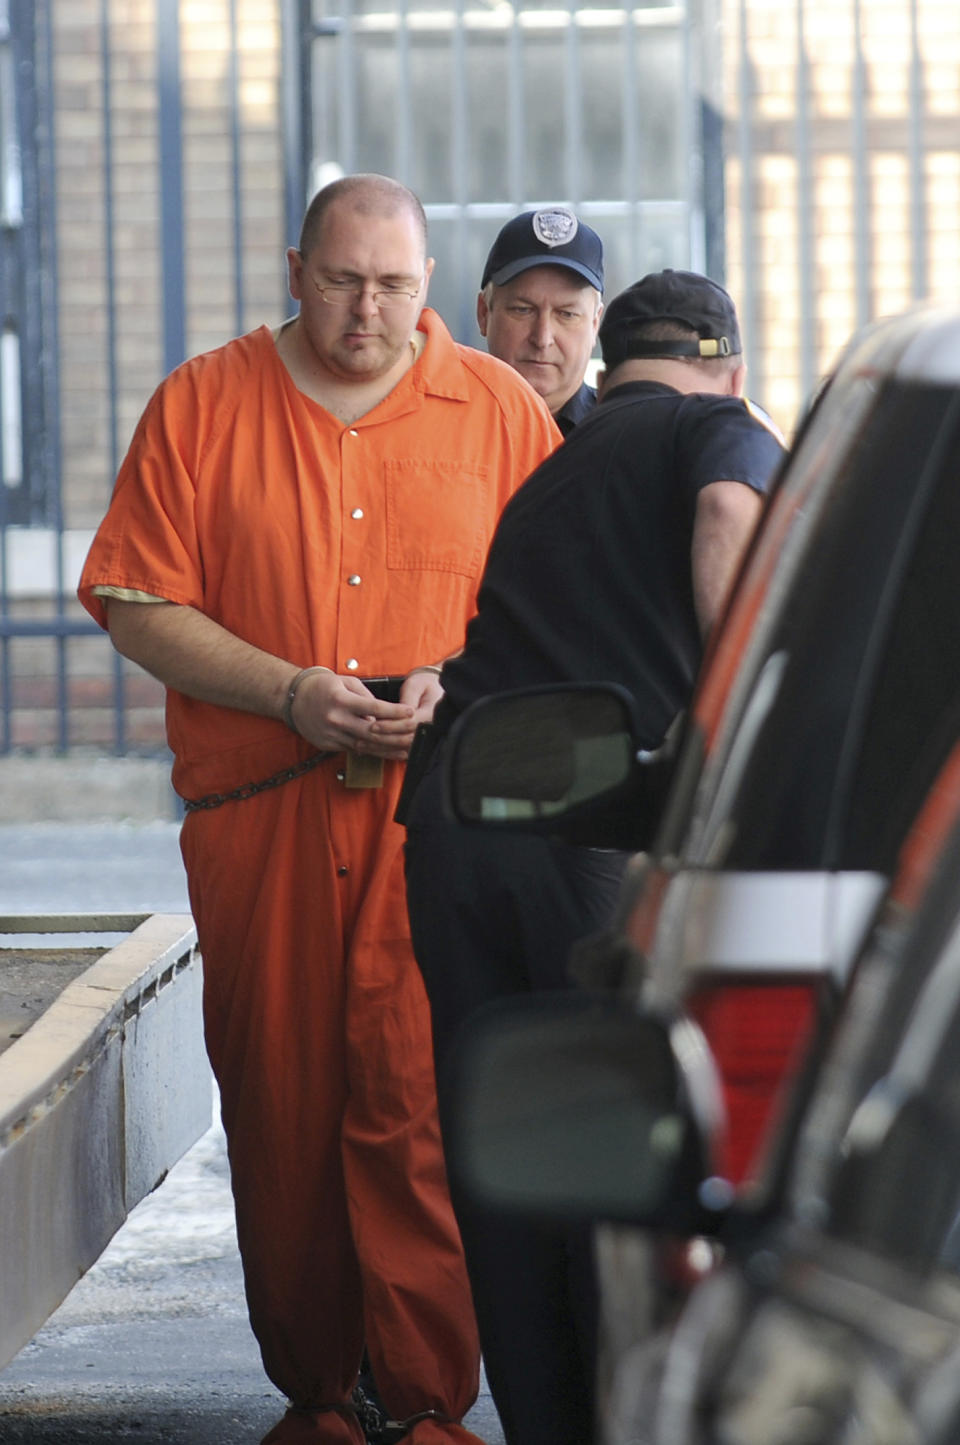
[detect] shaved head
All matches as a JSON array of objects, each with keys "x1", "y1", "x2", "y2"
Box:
[{"x1": 298, "y1": 174, "x2": 428, "y2": 261}]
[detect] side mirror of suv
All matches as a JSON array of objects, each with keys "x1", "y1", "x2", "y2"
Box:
[
  {"x1": 446, "y1": 992, "x2": 731, "y2": 1230},
  {"x1": 444, "y1": 683, "x2": 678, "y2": 849}
]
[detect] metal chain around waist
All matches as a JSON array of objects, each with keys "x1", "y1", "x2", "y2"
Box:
[{"x1": 181, "y1": 749, "x2": 335, "y2": 812}]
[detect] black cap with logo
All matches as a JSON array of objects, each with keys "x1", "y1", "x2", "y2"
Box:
[
  {"x1": 481, "y1": 208, "x2": 604, "y2": 292},
  {"x1": 599, "y1": 269, "x2": 741, "y2": 367}
]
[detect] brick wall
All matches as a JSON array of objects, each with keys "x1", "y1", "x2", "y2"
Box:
[
  {"x1": 49, "y1": 0, "x2": 960, "y2": 490},
  {"x1": 722, "y1": 0, "x2": 960, "y2": 434},
  {"x1": 56, "y1": 0, "x2": 286, "y2": 535},
  {"x1": 9, "y1": 0, "x2": 960, "y2": 750},
  {"x1": 6, "y1": 0, "x2": 286, "y2": 754}
]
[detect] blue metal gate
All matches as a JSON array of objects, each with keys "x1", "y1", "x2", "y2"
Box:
[
  {"x1": 0, "y1": 0, "x2": 304, "y2": 757},
  {"x1": 2, "y1": 0, "x2": 953, "y2": 757}
]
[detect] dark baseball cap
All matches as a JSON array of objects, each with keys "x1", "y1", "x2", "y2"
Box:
[
  {"x1": 481, "y1": 208, "x2": 604, "y2": 292},
  {"x1": 599, "y1": 269, "x2": 741, "y2": 366}
]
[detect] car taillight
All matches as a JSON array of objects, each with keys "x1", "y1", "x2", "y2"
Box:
[{"x1": 686, "y1": 978, "x2": 818, "y2": 1185}]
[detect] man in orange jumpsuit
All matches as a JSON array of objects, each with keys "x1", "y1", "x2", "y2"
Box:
[{"x1": 77, "y1": 173, "x2": 560, "y2": 1445}]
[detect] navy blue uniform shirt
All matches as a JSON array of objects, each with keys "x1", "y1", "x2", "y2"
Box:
[
  {"x1": 436, "y1": 379, "x2": 785, "y2": 747},
  {"x1": 553, "y1": 380, "x2": 597, "y2": 436}
]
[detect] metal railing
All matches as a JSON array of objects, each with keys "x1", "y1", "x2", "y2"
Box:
[
  {"x1": 1, "y1": 0, "x2": 951, "y2": 756},
  {"x1": 1, "y1": 0, "x2": 292, "y2": 756}
]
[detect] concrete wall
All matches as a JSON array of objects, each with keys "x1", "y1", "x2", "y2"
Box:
[{"x1": 0, "y1": 913, "x2": 210, "y2": 1370}]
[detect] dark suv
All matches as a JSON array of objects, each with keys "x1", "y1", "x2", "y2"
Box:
[
  {"x1": 630, "y1": 737, "x2": 960, "y2": 1445},
  {"x1": 441, "y1": 303, "x2": 960, "y2": 1442},
  {"x1": 454, "y1": 736, "x2": 960, "y2": 1445},
  {"x1": 447, "y1": 302, "x2": 960, "y2": 1185}
]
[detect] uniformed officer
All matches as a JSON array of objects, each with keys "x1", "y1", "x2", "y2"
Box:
[
  {"x1": 477, "y1": 208, "x2": 604, "y2": 435},
  {"x1": 401, "y1": 270, "x2": 786, "y2": 1445}
]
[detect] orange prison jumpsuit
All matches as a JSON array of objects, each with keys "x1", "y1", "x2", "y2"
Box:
[{"x1": 78, "y1": 312, "x2": 560, "y2": 1444}]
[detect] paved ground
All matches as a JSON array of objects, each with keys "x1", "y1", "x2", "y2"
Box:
[
  {"x1": 0, "y1": 809, "x2": 505, "y2": 1445},
  {"x1": 0, "y1": 1106, "x2": 505, "y2": 1444},
  {"x1": 0, "y1": 820, "x2": 190, "y2": 917},
  {"x1": 0, "y1": 1111, "x2": 287, "y2": 1443}
]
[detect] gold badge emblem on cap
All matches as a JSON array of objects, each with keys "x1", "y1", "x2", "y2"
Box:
[{"x1": 532, "y1": 208, "x2": 578, "y2": 248}]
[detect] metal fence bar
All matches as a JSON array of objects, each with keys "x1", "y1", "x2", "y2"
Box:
[
  {"x1": 0, "y1": 0, "x2": 12, "y2": 774},
  {"x1": 19, "y1": 0, "x2": 59, "y2": 526},
  {"x1": 0, "y1": 0, "x2": 12, "y2": 756},
  {"x1": 699, "y1": 0, "x2": 725, "y2": 282},
  {"x1": 99, "y1": 0, "x2": 127, "y2": 753},
  {"x1": 157, "y1": 3, "x2": 186, "y2": 375},
  {"x1": 37, "y1": 0, "x2": 60, "y2": 522},
  {"x1": 0, "y1": 617, "x2": 100, "y2": 637},
  {"x1": 851, "y1": 0, "x2": 870, "y2": 330},
  {"x1": 507, "y1": 3, "x2": 523, "y2": 204},
  {"x1": 36, "y1": 0, "x2": 71, "y2": 752},
  {"x1": 393, "y1": 0, "x2": 410, "y2": 181},
  {"x1": 6, "y1": 0, "x2": 944, "y2": 758},
  {"x1": 908, "y1": 0, "x2": 926, "y2": 300},
  {"x1": 622, "y1": 8, "x2": 639, "y2": 277},
  {"x1": 0, "y1": 641, "x2": 9, "y2": 750},
  {"x1": 0, "y1": 0, "x2": 23, "y2": 595},
  {"x1": 99, "y1": 0, "x2": 119, "y2": 486},
  {"x1": 683, "y1": 1, "x2": 705, "y2": 273},
  {"x1": 54, "y1": 532, "x2": 69, "y2": 751},
  {"x1": 736, "y1": 0, "x2": 760, "y2": 396},
  {"x1": 451, "y1": 0, "x2": 467, "y2": 207},
  {"x1": 795, "y1": 0, "x2": 815, "y2": 406},
  {"x1": 564, "y1": 0, "x2": 582, "y2": 205},
  {"x1": 228, "y1": 0, "x2": 245, "y2": 335},
  {"x1": 450, "y1": 0, "x2": 471, "y2": 339},
  {"x1": 339, "y1": 0, "x2": 356, "y2": 176},
  {"x1": 281, "y1": 0, "x2": 308, "y2": 243}
]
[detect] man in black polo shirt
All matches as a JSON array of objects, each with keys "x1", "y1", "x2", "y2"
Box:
[
  {"x1": 400, "y1": 270, "x2": 785, "y2": 1445},
  {"x1": 477, "y1": 208, "x2": 604, "y2": 435}
]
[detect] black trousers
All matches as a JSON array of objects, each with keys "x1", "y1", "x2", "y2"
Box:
[{"x1": 404, "y1": 751, "x2": 629, "y2": 1445}]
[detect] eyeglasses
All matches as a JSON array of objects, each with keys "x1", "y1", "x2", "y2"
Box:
[{"x1": 309, "y1": 274, "x2": 423, "y2": 309}]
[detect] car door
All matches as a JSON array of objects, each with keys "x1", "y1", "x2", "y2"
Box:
[
  {"x1": 618, "y1": 307, "x2": 960, "y2": 1183},
  {"x1": 647, "y1": 745, "x2": 960, "y2": 1445}
]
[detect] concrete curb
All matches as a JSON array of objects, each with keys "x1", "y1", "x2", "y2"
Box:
[{"x1": 0, "y1": 914, "x2": 210, "y2": 1371}]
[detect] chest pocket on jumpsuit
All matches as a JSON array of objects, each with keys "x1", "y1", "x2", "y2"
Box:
[{"x1": 385, "y1": 459, "x2": 490, "y2": 578}]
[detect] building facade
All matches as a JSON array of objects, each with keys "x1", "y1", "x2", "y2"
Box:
[{"x1": 1, "y1": 0, "x2": 958, "y2": 752}]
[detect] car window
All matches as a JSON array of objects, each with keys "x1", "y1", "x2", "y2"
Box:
[
  {"x1": 654, "y1": 370, "x2": 880, "y2": 859},
  {"x1": 681, "y1": 382, "x2": 960, "y2": 871},
  {"x1": 832, "y1": 414, "x2": 960, "y2": 871}
]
